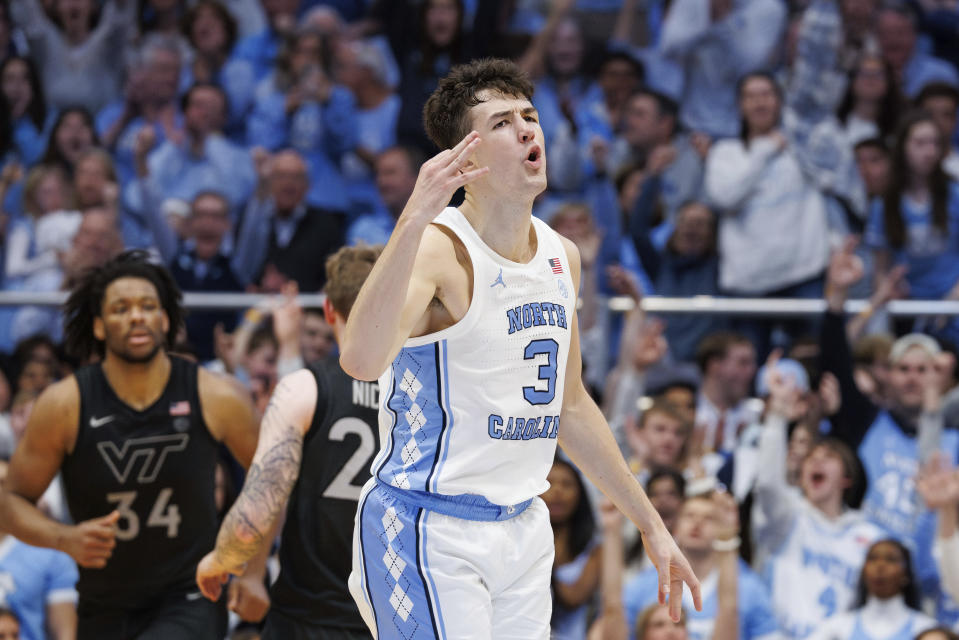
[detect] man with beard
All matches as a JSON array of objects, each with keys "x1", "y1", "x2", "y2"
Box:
[{"x1": 0, "y1": 250, "x2": 262, "y2": 639}]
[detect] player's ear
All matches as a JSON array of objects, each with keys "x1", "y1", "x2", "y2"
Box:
[
  {"x1": 323, "y1": 295, "x2": 343, "y2": 327},
  {"x1": 93, "y1": 316, "x2": 106, "y2": 342},
  {"x1": 161, "y1": 310, "x2": 170, "y2": 336}
]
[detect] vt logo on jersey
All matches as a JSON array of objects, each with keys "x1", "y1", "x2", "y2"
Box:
[{"x1": 97, "y1": 434, "x2": 190, "y2": 484}]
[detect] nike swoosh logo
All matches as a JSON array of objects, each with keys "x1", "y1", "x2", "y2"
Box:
[
  {"x1": 89, "y1": 415, "x2": 116, "y2": 428},
  {"x1": 185, "y1": 591, "x2": 203, "y2": 601}
]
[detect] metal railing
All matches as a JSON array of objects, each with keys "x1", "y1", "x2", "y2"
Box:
[{"x1": 2, "y1": 290, "x2": 958, "y2": 316}]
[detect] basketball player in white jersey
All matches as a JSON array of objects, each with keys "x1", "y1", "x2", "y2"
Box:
[{"x1": 338, "y1": 58, "x2": 701, "y2": 639}]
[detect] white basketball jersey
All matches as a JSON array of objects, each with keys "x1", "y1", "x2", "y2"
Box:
[
  {"x1": 766, "y1": 501, "x2": 885, "y2": 639},
  {"x1": 370, "y1": 207, "x2": 575, "y2": 507}
]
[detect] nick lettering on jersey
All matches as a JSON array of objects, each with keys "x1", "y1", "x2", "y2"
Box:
[
  {"x1": 352, "y1": 380, "x2": 379, "y2": 409},
  {"x1": 506, "y1": 301, "x2": 568, "y2": 334}
]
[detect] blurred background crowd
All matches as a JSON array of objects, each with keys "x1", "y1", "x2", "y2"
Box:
[{"x1": 2, "y1": 0, "x2": 959, "y2": 638}]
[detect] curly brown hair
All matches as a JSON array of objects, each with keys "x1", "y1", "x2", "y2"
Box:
[
  {"x1": 63, "y1": 250, "x2": 183, "y2": 362},
  {"x1": 422, "y1": 58, "x2": 534, "y2": 151}
]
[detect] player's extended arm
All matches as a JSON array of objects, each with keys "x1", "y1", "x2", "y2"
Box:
[
  {"x1": 556, "y1": 237, "x2": 701, "y2": 623},
  {"x1": 1, "y1": 378, "x2": 120, "y2": 568},
  {"x1": 198, "y1": 368, "x2": 279, "y2": 620},
  {"x1": 340, "y1": 131, "x2": 489, "y2": 381},
  {"x1": 754, "y1": 356, "x2": 803, "y2": 550},
  {"x1": 195, "y1": 370, "x2": 317, "y2": 601}
]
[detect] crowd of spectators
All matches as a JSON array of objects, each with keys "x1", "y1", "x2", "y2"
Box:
[{"x1": 2, "y1": 0, "x2": 959, "y2": 639}]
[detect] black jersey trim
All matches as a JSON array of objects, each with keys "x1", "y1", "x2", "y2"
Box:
[
  {"x1": 424, "y1": 342, "x2": 447, "y2": 494},
  {"x1": 94, "y1": 359, "x2": 173, "y2": 417},
  {"x1": 303, "y1": 360, "x2": 332, "y2": 448},
  {"x1": 184, "y1": 357, "x2": 216, "y2": 448},
  {"x1": 67, "y1": 367, "x2": 92, "y2": 461}
]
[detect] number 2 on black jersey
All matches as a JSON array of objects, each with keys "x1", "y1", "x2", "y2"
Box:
[{"x1": 321, "y1": 418, "x2": 376, "y2": 501}]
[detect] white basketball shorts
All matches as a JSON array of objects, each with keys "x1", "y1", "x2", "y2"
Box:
[{"x1": 348, "y1": 480, "x2": 554, "y2": 639}]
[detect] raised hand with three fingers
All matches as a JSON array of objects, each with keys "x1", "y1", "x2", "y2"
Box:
[{"x1": 400, "y1": 131, "x2": 490, "y2": 229}]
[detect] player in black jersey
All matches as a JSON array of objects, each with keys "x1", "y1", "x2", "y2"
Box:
[
  {"x1": 0, "y1": 250, "x2": 263, "y2": 639},
  {"x1": 196, "y1": 245, "x2": 383, "y2": 640}
]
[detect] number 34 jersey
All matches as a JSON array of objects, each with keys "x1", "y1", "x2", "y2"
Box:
[
  {"x1": 372, "y1": 207, "x2": 576, "y2": 508},
  {"x1": 62, "y1": 356, "x2": 219, "y2": 608}
]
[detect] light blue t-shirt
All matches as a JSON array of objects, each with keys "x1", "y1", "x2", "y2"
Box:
[
  {"x1": 623, "y1": 560, "x2": 779, "y2": 640},
  {"x1": 857, "y1": 411, "x2": 959, "y2": 607},
  {"x1": 864, "y1": 183, "x2": 959, "y2": 300},
  {"x1": 347, "y1": 206, "x2": 395, "y2": 247},
  {"x1": 0, "y1": 536, "x2": 78, "y2": 640}
]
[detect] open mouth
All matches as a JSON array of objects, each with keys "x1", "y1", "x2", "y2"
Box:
[{"x1": 524, "y1": 145, "x2": 542, "y2": 169}]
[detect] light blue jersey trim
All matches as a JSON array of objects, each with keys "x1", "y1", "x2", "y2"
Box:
[
  {"x1": 378, "y1": 481, "x2": 533, "y2": 521},
  {"x1": 359, "y1": 484, "x2": 440, "y2": 639},
  {"x1": 377, "y1": 343, "x2": 446, "y2": 493}
]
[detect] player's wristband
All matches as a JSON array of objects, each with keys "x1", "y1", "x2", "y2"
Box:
[{"x1": 712, "y1": 536, "x2": 741, "y2": 552}]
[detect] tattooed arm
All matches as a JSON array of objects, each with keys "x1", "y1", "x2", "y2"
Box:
[{"x1": 196, "y1": 370, "x2": 318, "y2": 601}]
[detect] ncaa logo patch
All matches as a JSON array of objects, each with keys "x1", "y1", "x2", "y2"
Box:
[
  {"x1": 557, "y1": 279, "x2": 569, "y2": 299},
  {"x1": 173, "y1": 417, "x2": 191, "y2": 433}
]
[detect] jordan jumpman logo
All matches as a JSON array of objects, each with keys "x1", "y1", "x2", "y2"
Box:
[{"x1": 490, "y1": 268, "x2": 506, "y2": 288}]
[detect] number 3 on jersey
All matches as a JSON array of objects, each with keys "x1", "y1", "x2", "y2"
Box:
[{"x1": 523, "y1": 339, "x2": 559, "y2": 405}]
